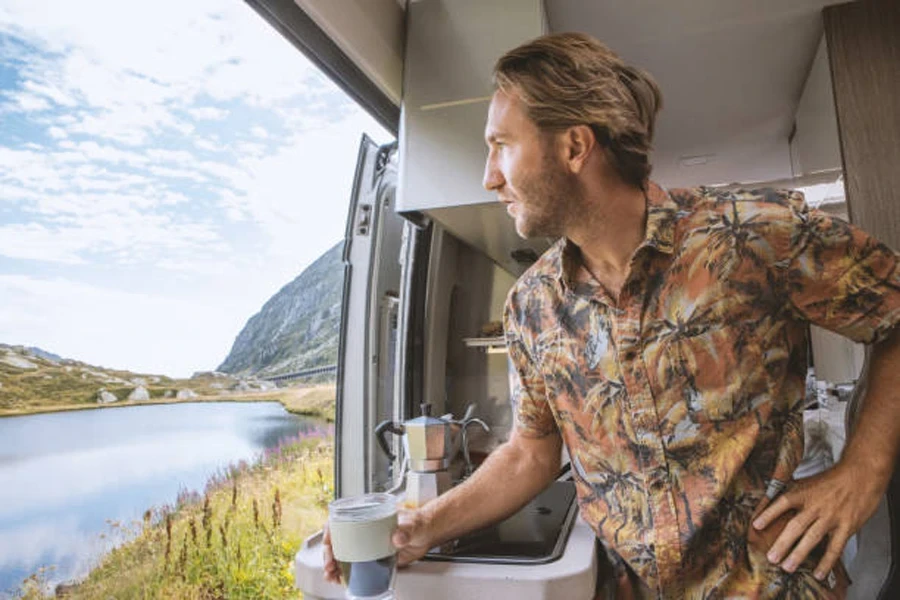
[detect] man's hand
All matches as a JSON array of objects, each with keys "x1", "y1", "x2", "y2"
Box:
[
  {"x1": 751, "y1": 462, "x2": 884, "y2": 580},
  {"x1": 322, "y1": 508, "x2": 435, "y2": 585},
  {"x1": 322, "y1": 523, "x2": 341, "y2": 585},
  {"x1": 391, "y1": 508, "x2": 436, "y2": 566}
]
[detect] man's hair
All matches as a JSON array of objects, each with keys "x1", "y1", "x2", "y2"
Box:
[{"x1": 493, "y1": 32, "x2": 662, "y2": 189}]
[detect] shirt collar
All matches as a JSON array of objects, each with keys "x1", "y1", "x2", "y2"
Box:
[{"x1": 551, "y1": 181, "x2": 679, "y2": 292}]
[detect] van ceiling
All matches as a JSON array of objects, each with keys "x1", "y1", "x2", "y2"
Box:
[
  {"x1": 545, "y1": 0, "x2": 851, "y2": 187},
  {"x1": 285, "y1": 0, "x2": 851, "y2": 187}
]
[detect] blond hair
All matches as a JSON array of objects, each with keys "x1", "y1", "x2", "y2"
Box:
[{"x1": 493, "y1": 32, "x2": 662, "y2": 189}]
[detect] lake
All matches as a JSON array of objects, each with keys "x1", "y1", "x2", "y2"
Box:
[{"x1": 0, "y1": 401, "x2": 327, "y2": 596}]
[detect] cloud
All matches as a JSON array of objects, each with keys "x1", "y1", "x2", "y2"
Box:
[
  {"x1": 188, "y1": 106, "x2": 229, "y2": 121},
  {"x1": 0, "y1": 0, "x2": 393, "y2": 375},
  {"x1": 12, "y1": 91, "x2": 51, "y2": 112},
  {"x1": 47, "y1": 125, "x2": 67, "y2": 139},
  {"x1": 220, "y1": 112, "x2": 392, "y2": 263}
]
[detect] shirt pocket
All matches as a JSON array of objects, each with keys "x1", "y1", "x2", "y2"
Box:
[{"x1": 663, "y1": 323, "x2": 770, "y2": 423}]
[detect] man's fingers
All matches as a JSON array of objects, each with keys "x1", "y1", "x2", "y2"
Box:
[
  {"x1": 814, "y1": 529, "x2": 850, "y2": 581},
  {"x1": 324, "y1": 564, "x2": 341, "y2": 584},
  {"x1": 780, "y1": 520, "x2": 828, "y2": 573},
  {"x1": 753, "y1": 493, "x2": 794, "y2": 530},
  {"x1": 765, "y1": 510, "x2": 815, "y2": 564},
  {"x1": 322, "y1": 524, "x2": 341, "y2": 584},
  {"x1": 752, "y1": 496, "x2": 771, "y2": 521}
]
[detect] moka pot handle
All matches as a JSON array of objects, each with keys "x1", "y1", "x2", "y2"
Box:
[{"x1": 374, "y1": 420, "x2": 405, "y2": 462}]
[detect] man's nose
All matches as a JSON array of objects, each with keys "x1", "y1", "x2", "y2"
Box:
[{"x1": 483, "y1": 159, "x2": 503, "y2": 192}]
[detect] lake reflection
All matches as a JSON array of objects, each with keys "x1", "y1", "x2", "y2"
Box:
[{"x1": 0, "y1": 402, "x2": 326, "y2": 596}]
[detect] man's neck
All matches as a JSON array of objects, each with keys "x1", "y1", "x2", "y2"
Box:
[{"x1": 566, "y1": 181, "x2": 647, "y2": 285}]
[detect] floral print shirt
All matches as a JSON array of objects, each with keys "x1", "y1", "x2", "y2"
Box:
[{"x1": 503, "y1": 182, "x2": 900, "y2": 599}]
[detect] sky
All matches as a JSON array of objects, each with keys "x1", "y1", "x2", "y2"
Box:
[{"x1": 0, "y1": 0, "x2": 392, "y2": 377}]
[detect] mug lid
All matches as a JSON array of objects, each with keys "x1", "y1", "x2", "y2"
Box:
[{"x1": 328, "y1": 492, "x2": 398, "y2": 522}]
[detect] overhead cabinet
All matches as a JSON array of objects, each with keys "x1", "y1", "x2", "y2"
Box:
[{"x1": 398, "y1": 0, "x2": 549, "y2": 276}]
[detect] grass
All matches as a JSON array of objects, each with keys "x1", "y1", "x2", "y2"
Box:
[
  {"x1": 17, "y1": 431, "x2": 335, "y2": 600},
  {"x1": 277, "y1": 386, "x2": 336, "y2": 421}
]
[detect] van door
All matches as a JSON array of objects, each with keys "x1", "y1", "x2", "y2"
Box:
[{"x1": 336, "y1": 135, "x2": 406, "y2": 498}]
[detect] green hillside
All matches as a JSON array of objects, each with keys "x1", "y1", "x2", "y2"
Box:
[{"x1": 0, "y1": 344, "x2": 252, "y2": 415}]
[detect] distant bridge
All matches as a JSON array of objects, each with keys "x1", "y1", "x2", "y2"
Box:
[{"x1": 266, "y1": 364, "x2": 338, "y2": 383}]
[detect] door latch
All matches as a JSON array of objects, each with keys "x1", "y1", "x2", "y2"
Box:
[{"x1": 356, "y1": 203, "x2": 372, "y2": 235}]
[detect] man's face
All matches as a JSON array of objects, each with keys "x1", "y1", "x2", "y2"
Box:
[{"x1": 483, "y1": 89, "x2": 580, "y2": 239}]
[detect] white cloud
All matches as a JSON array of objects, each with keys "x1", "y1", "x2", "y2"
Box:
[
  {"x1": 188, "y1": 106, "x2": 229, "y2": 121},
  {"x1": 13, "y1": 91, "x2": 51, "y2": 112},
  {"x1": 221, "y1": 112, "x2": 392, "y2": 262},
  {"x1": 234, "y1": 141, "x2": 267, "y2": 158},
  {"x1": 0, "y1": 0, "x2": 394, "y2": 376},
  {"x1": 22, "y1": 78, "x2": 76, "y2": 107},
  {"x1": 0, "y1": 223, "x2": 87, "y2": 264},
  {"x1": 47, "y1": 125, "x2": 67, "y2": 139},
  {"x1": 0, "y1": 0, "x2": 322, "y2": 146},
  {"x1": 193, "y1": 137, "x2": 220, "y2": 152}
]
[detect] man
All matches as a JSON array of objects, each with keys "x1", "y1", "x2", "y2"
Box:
[{"x1": 325, "y1": 32, "x2": 900, "y2": 598}]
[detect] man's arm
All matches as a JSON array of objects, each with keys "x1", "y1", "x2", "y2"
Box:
[
  {"x1": 753, "y1": 326, "x2": 900, "y2": 580},
  {"x1": 323, "y1": 428, "x2": 562, "y2": 582}
]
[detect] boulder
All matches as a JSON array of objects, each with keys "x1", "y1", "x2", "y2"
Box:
[
  {"x1": 1, "y1": 353, "x2": 37, "y2": 369},
  {"x1": 176, "y1": 389, "x2": 197, "y2": 400},
  {"x1": 97, "y1": 389, "x2": 118, "y2": 404},
  {"x1": 128, "y1": 386, "x2": 150, "y2": 401}
]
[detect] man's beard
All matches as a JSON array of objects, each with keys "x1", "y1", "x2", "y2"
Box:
[{"x1": 513, "y1": 156, "x2": 581, "y2": 239}]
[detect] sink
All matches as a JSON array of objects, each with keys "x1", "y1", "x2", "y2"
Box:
[{"x1": 425, "y1": 480, "x2": 578, "y2": 565}]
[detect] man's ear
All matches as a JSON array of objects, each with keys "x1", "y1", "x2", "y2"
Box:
[{"x1": 563, "y1": 125, "x2": 596, "y2": 175}]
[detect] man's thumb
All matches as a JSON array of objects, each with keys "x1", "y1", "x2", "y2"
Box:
[{"x1": 392, "y1": 529, "x2": 409, "y2": 547}]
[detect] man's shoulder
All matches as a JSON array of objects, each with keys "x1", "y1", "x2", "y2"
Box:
[
  {"x1": 668, "y1": 185, "x2": 807, "y2": 214},
  {"x1": 505, "y1": 240, "x2": 565, "y2": 311},
  {"x1": 665, "y1": 186, "x2": 809, "y2": 233}
]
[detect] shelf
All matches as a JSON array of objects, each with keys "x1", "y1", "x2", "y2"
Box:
[{"x1": 463, "y1": 337, "x2": 507, "y2": 353}]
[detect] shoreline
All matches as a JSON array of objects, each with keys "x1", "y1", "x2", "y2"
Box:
[
  {"x1": 16, "y1": 429, "x2": 335, "y2": 598},
  {"x1": 0, "y1": 386, "x2": 336, "y2": 421}
]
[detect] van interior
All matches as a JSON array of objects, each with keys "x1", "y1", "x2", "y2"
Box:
[{"x1": 247, "y1": 0, "x2": 899, "y2": 598}]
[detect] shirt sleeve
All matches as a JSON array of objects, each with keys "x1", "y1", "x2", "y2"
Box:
[
  {"x1": 503, "y1": 297, "x2": 558, "y2": 438},
  {"x1": 775, "y1": 192, "x2": 900, "y2": 344}
]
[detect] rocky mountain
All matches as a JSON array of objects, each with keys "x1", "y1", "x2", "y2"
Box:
[
  {"x1": 23, "y1": 346, "x2": 64, "y2": 362},
  {"x1": 217, "y1": 241, "x2": 343, "y2": 378}
]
